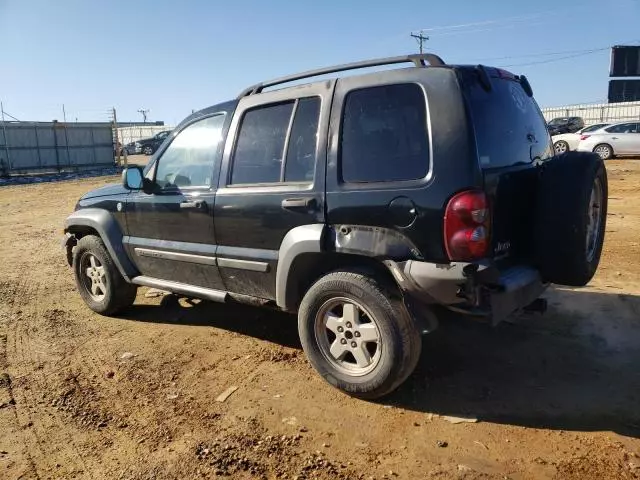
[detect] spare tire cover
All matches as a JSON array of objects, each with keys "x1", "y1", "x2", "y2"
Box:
[{"x1": 533, "y1": 152, "x2": 608, "y2": 286}]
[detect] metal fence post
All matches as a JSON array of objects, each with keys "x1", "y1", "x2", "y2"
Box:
[{"x1": 0, "y1": 101, "x2": 11, "y2": 173}]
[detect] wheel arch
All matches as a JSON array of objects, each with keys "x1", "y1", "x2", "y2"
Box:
[
  {"x1": 64, "y1": 208, "x2": 137, "y2": 280},
  {"x1": 276, "y1": 225, "x2": 401, "y2": 312}
]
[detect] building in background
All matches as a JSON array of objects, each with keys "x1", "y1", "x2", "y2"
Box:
[{"x1": 608, "y1": 46, "x2": 640, "y2": 103}]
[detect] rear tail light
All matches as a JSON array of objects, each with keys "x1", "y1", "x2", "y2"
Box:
[
  {"x1": 444, "y1": 190, "x2": 490, "y2": 261},
  {"x1": 580, "y1": 135, "x2": 591, "y2": 140}
]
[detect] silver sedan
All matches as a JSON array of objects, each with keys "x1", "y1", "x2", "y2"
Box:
[{"x1": 576, "y1": 121, "x2": 640, "y2": 159}]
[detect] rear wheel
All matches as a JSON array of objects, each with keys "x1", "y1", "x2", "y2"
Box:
[
  {"x1": 142, "y1": 145, "x2": 154, "y2": 155},
  {"x1": 534, "y1": 152, "x2": 607, "y2": 286},
  {"x1": 593, "y1": 143, "x2": 613, "y2": 160},
  {"x1": 553, "y1": 140, "x2": 570, "y2": 154},
  {"x1": 298, "y1": 270, "x2": 421, "y2": 399},
  {"x1": 73, "y1": 235, "x2": 137, "y2": 315}
]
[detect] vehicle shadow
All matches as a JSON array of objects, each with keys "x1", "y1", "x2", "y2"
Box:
[
  {"x1": 389, "y1": 287, "x2": 640, "y2": 438},
  {"x1": 119, "y1": 294, "x2": 302, "y2": 349},
  {"x1": 120, "y1": 287, "x2": 640, "y2": 438}
]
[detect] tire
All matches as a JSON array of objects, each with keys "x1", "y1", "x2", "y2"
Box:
[
  {"x1": 142, "y1": 145, "x2": 154, "y2": 155},
  {"x1": 298, "y1": 270, "x2": 422, "y2": 399},
  {"x1": 533, "y1": 152, "x2": 608, "y2": 286},
  {"x1": 72, "y1": 235, "x2": 138, "y2": 315},
  {"x1": 553, "y1": 140, "x2": 570, "y2": 154},
  {"x1": 593, "y1": 143, "x2": 613, "y2": 160}
]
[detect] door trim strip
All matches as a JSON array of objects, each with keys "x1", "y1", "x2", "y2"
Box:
[
  {"x1": 134, "y1": 247, "x2": 217, "y2": 266},
  {"x1": 217, "y1": 257, "x2": 270, "y2": 273}
]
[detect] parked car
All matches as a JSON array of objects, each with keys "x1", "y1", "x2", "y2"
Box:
[
  {"x1": 547, "y1": 116, "x2": 584, "y2": 135},
  {"x1": 577, "y1": 121, "x2": 640, "y2": 159},
  {"x1": 125, "y1": 130, "x2": 172, "y2": 156},
  {"x1": 552, "y1": 123, "x2": 610, "y2": 154},
  {"x1": 62, "y1": 54, "x2": 607, "y2": 399}
]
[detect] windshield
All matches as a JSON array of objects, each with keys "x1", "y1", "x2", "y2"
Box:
[{"x1": 548, "y1": 117, "x2": 569, "y2": 125}]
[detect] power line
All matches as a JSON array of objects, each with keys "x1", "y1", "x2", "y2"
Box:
[
  {"x1": 410, "y1": 31, "x2": 429, "y2": 54},
  {"x1": 411, "y1": 0, "x2": 623, "y2": 35},
  {"x1": 497, "y1": 39, "x2": 640, "y2": 68}
]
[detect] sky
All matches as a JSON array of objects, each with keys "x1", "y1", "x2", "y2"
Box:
[{"x1": 1, "y1": 0, "x2": 639, "y2": 125}]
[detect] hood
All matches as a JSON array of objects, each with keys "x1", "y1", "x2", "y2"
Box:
[{"x1": 80, "y1": 183, "x2": 127, "y2": 200}]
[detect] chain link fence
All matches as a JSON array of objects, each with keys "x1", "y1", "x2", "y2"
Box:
[{"x1": 541, "y1": 101, "x2": 640, "y2": 125}]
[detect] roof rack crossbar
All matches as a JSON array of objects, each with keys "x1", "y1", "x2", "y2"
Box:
[{"x1": 237, "y1": 53, "x2": 445, "y2": 98}]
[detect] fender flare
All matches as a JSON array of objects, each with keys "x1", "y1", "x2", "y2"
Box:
[
  {"x1": 276, "y1": 224, "x2": 326, "y2": 311},
  {"x1": 64, "y1": 208, "x2": 137, "y2": 280}
]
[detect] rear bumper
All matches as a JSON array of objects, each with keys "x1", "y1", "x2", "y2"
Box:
[{"x1": 387, "y1": 260, "x2": 546, "y2": 324}]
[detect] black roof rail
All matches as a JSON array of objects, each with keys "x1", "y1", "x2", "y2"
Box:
[{"x1": 237, "y1": 53, "x2": 445, "y2": 98}]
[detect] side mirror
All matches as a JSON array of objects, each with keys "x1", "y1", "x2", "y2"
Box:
[{"x1": 122, "y1": 166, "x2": 144, "y2": 190}]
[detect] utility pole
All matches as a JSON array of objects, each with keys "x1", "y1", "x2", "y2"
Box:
[
  {"x1": 137, "y1": 108, "x2": 149, "y2": 123},
  {"x1": 410, "y1": 30, "x2": 429, "y2": 54}
]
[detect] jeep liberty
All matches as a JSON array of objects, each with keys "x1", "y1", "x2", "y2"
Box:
[{"x1": 63, "y1": 54, "x2": 607, "y2": 398}]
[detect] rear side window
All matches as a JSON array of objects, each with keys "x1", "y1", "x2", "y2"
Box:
[
  {"x1": 606, "y1": 122, "x2": 639, "y2": 133},
  {"x1": 582, "y1": 123, "x2": 608, "y2": 133},
  {"x1": 464, "y1": 72, "x2": 552, "y2": 168},
  {"x1": 340, "y1": 83, "x2": 429, "y2": 183}
]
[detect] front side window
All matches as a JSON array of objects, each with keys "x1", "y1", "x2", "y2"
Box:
[
  {"x1": 340, "y1": 83, "x2": 429, "y2": 183},
  {"x1": 230, "y1": 97, "x2": 321, "y2": 185},
  {"x1": 154, "y1": 115, "x2": 225, "y2": 189}
]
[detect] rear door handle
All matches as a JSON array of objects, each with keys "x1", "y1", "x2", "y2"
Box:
[
  {"x1": 180, "y1": 200, "x2": 206, "y2": 210},
  {"x1": 281, "y1": 197, "x2": 316, "y2": 210}
]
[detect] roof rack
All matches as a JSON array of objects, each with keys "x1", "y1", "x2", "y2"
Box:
[{"x1": 237, "y1": 53, "x2": 445, "y2": 98}]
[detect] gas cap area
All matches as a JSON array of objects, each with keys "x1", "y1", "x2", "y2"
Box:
[{"x1": 388, "y1": 197, "x2": 418, "y2": 228}]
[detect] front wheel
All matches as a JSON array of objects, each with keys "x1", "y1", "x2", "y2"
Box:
[
  {"x1": 298, "y1": 270, "x2": 422, "y2": 399},
  {"x1": 142, "y1": 145, "x2": 154, "y2": 155},
  {"x1": 73, "y1": 235, "x2": 138, "y2": 315}
]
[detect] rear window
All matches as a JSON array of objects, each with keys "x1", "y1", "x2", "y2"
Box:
[{"x1": 464, "y1": 72, "x2": 553, "y2": 169}]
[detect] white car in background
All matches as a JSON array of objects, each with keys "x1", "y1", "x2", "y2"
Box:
[
  {"x1": 552, "y1": 123, "x2": 610, "y2": 154},
  {"x1": 576, "y1": 121, "x2": 640, "y2": 160}
]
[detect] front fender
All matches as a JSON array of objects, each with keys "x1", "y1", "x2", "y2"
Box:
[{"x1": 64, "y1": 208, "x2": 137, "y2": 280}]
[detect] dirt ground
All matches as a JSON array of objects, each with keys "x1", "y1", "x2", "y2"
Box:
[{"x1": 1, "y1": 160, "x2": 640, "y2": 480}]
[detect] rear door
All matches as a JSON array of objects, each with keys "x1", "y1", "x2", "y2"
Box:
[
  {"x1": 213, "y1": 82, "x2": 331, "y2": 299},
  {"x1": 461, "y1": 68, "x2": 554, "y2": 263}
]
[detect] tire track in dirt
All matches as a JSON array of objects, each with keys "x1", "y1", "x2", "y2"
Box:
[{"x1": 4, "y1": 271, "x2": 90, "y2": 476}]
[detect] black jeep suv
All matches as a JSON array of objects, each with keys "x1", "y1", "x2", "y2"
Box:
[{"x1": 63, "y1": 54, "x2": 607, "y2": 399}]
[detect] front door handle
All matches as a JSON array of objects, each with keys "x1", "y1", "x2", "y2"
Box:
[
  {"x1": 611, "y1": 137, "x2": 619, "y2": 140},
  {"x1": 281, "y1": 197, "x2": 316, "y2": 210},
  {"x1": 180, "y1": 200, "x2": 206, "y2": 210}
]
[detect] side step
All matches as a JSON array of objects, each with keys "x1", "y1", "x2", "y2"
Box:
[{"x1": 131, "y1": 276, "x2": 228, "y2": 303}]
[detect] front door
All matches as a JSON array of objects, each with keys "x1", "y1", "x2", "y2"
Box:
[
  {"x1": 213, "y1": 81, "x2": 332, "y2": 299},
  {"x1": 124, "y1": 113, "x2": 228, "y2": 290}
]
